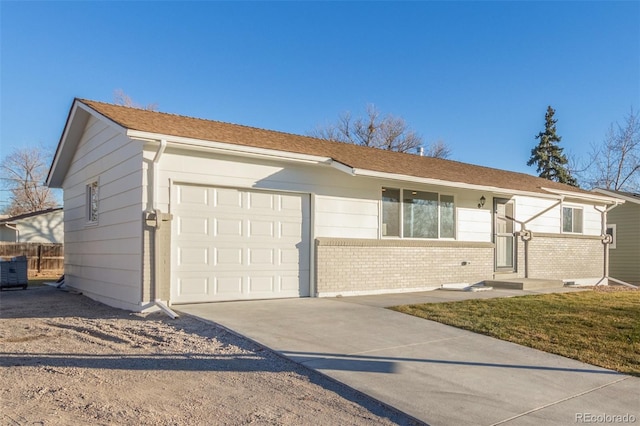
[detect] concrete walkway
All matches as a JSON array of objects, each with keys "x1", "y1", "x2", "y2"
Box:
[{"x1": 178, "y1": 289, "x2": 639, "y2": 425}]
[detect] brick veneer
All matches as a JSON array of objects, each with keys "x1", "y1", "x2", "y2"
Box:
[
  {"x1": 315, "y1": 238, "x2": 494, "y2": 296},
  {"x1": 517, "y1": 233, "x2": 604, "y2": 280}
]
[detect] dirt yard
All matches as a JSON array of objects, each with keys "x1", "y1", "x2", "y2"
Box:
[{"x1": 0, "y1": 286, "x2": 415, "y2": 425}]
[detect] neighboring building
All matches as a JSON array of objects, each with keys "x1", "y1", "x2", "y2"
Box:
[
  {"x1": 0, "y1": 208, "x2": 64, "y2": 243},
  {"x1": 594, "y1": 189, "x2": 640, "y2": 286},
  {"x1": 47, "y1": 99, "x2": 623, "y2": 311}
]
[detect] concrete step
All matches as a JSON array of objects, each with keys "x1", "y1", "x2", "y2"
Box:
[{"x1": 483, "y1": 278, "x2": 564, "y2": 290}]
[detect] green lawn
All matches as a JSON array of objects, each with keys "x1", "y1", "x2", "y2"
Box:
[
  {"x1": 390, "y1": 289, "x2": 640, "y2": 376},
  {"x1": 28, "y1": 277, "x2": 57, "y2": 287}
]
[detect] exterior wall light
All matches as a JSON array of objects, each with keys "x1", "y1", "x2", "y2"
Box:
[{"x1": 478, "y1": 195, "x2": 486, "y2": 208}]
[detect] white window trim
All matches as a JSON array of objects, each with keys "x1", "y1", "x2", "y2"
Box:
[
  {"x1": 86, "y1": 180, "x2": 99, "y2": 225},
  {"x1": 561, "y1": 204, "x2": 583, "y2": 234},
  {"x1": 606, "y1": 224, "x2": 617, "y2": 249},
  {"x1": 380, "y1": 187, "x2": 456, "y2": 240}
]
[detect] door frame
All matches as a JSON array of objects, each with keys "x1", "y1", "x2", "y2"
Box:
[{"x1": 493, "y1": 197, "x2": 516, "y2": 272}]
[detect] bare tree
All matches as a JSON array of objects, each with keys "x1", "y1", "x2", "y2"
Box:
[
  {"x1": 582, "y1": 108, "x2": 640, "y2": 192},
  {"x1": 310, "y1": 104, "x2": 450, "y2": 156},
  {"x1": 113, "y1": 89, "x2": 158, "y2": 111},
  {"x1": 1, "y1": 147, "x2": 59, "y2": 216},
  {"x1": 424, "y1": 140, "x2": 452, "y2": 159}
]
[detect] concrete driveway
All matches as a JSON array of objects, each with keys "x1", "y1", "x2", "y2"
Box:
[{"x1": 178, "y1": 290, "x2": 639, "y2": 425}]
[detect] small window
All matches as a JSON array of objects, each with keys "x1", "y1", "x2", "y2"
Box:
[
  {"x1": 440, "y1": 194, "x2": 455, "y2": 239},
  {"x1": 606, "y1": 224, "x2": 616, "y2": 249},
  {"x1": 382, "y1": 187, "x2": 400, "y2": 237},
  {"x1": 86, "y1": 181, "x2": 99, "y2": 223},
  {"x1": 562, "y1": 206, "x2": 583, "y2": 233}
]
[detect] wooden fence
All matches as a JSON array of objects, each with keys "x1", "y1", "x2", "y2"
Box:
[{"x1": 0, "y1": 243, "x2": 64, "y2": 276}]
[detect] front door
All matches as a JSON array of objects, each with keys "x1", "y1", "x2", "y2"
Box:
[{"x1": 494, "y1": 198, "x2": 515, "y2": 271}]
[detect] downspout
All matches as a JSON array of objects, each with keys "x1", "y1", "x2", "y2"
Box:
[
  {"x1": 594, "y1": 203, "x2": 636, "y2": 288},
  {"x1": 503, "y1": 197, "x2": 564, "y2": 278},
  {"x1": 148, "y1": 139, "x2": 178, "y2": 319}
]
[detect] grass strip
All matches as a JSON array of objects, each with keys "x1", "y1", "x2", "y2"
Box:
[{"x1": 390, "y1": 290, "x2": 640, "y2": 376}]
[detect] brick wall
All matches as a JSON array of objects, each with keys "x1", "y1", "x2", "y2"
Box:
[
  {"x1": 315, "y1": 238, "x2": 494, "y2": 296},
  {"x1": 517, "y1": 233, "x2": 604, "y2": 280}
]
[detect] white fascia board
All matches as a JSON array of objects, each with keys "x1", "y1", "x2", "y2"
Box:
[
  {"x1": 330, "y1": 160, "x2": 356, "y2": 176},
  {"x1": 48, "y1": 101, "x2": 129, "y2": 187},
  {"x1": 541, "y1": 187, "x2": 625, "y2": 205},
  {"x1": 352, "y1": 169, "x2": 561, "y2": 199},
  {"x1": 593, "y1": 188, "x2": 638, "y2": 205},
  {"x1": 127, "y1": 130, "x2": 334, "y2": 166}
]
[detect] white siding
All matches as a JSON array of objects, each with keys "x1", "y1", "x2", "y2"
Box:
[
  {"x1": 315, "y1": 196, "x2": 378, "y2": 238},
  {"x1": 154, "y1": 149, "x2": 381, "y2": 239},
  {"x1": 62, "y1": 115, "x2": 144, "y2": 310},
  {"x1": 14, "y1": 211, "x2": 64, "y2": 243},
  {"x1": 457, "y1": 208, "x2": 492, "y2": 242},
  {"x1": 513, "y1": 196, "x2": 602, "y2": 236},
  {"x1": 513, "y1": 196, "x2": 560, "y2": 233}
]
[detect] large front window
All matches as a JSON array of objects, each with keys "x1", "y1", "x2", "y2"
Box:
[{"x1": 382, "y1": 187, "x2": 455, "y2": 239}]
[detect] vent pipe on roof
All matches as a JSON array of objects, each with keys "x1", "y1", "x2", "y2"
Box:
[{"x1": 418, "y1": 146, "x2": 424, "y2": 156}]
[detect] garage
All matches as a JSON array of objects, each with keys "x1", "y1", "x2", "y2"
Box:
[{"x1": 172, "y1": 184, "x2": 310, "y2": 304}]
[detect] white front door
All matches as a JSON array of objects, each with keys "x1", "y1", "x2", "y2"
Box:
[{"x1": 172, "y1": 184, "x2": 310, "y2": 303}]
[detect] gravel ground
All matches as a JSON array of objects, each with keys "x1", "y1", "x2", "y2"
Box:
[{"x1": 0, "y1": 286, "x2": 417, "y2": 425}]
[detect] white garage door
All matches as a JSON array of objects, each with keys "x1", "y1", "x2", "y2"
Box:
[{"x1": 172, "y1": 184, "x2": 310, "y2": 304}]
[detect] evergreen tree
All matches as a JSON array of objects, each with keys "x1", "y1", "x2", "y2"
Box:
[{"x1": 527, "y1": 106, "x2": 578, "y2": 186}]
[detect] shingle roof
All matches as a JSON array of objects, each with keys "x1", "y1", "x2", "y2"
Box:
[
  {"x1": 79, "y1": 99, "x2": 596, "y2": 197},
  {"x1": 0, "y1": 207, "x2": 63, "y2": 224}
]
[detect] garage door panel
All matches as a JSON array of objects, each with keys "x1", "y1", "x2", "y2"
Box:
[
  {"x1": 177, "y1": 185, "x2": 210, "y2": 207},
  {"x1": 214, "y1": 248, "x2": 243, "y2": 266},
  {"x1": 248, "y1": 220, "x2": 275, "y2": 237},
  {"x1": 280, "y1": 248, "x2": 300, "y2": 266},
  {"x1": 214, "y1": 188, "x2": 243, "y2": 208},
  {"x1": 178, "y1": 276, "x2": 210, "y2": 296},
  {"x1": 280, "y1": 195, "x2": 302, "y2": 212},
  {"x1": 248, "y1": 248, "x2": 274, "y2": 265},
  {"x1": 177, "y1": 216, "x2": 209, "y2": 236},
  {"x1": 173, "y1": 185, "x2": 310, "y2": 303},
  {"x1": 177, "y1": 246, "x2": 209, "y2": 266},
  {"x1": 281, "y1": 222, "x2": 302, "y2": 238},
  {"x1": 281, "y1": 275, "x2": 304, "y2": 293},
  {"x1": 247, "y1": 192, "x2": 274, "y2": 210},
  {"x1": 248, "y1": 276, "x2": 275, "y2": 293},
  {"x1": 215, "y1": 277, "x2": 243, "y2": 294},
  {"x1": 215, "y1": 218, "x2": 243, "y2": 237}
]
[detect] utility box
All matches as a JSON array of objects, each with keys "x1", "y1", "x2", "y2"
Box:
[{"x1": 0, "y1": 256, "x2": 28, "y2": 290}]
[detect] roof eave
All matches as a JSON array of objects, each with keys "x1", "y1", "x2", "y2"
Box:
[
  {"x1": 541, "y1": 187, "x2": 625, "y2": 205},
  {"x1": 592, "y1": 188, "x2": 638, "y2": 205},
  {"x1": 353, "y1": 169, "x2": 563, "y2": 199},
  {"x1": 127, "y1": 129, "x2": 341, "y2": 167},
  {"x1": 47, "y1": 100, "x2": 128, "y2": 188}
]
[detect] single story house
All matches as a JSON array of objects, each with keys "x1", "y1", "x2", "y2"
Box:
[
  {"x1": 594, "y1": 189, "x2": 640, "y2": 286},
  {"x1": 0, "y1": 207, "x2": 64, "y2": 243},
  {"x1": 47, "y1": 99, "x2": 624, "y2": 312}
]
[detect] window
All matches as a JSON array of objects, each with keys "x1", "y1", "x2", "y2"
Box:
[
  {"x1": 382, "y1": 187, "x2": 455, "y2": 239},
  {"x1": 440, "y1": 195, "x2": 455, "y2": 238},
  {"x1": 86, "y1": 181, "x2": 99, "y2": 223},
  {"x1": 562, "y1": 206, "x2": 583, "y2": 233},
  {"x1": 606, "y1": 224, "x2": 616, "y2": 249},
  {"x1": 382, "y1": 188, "x2": 400, "y2": 236}
]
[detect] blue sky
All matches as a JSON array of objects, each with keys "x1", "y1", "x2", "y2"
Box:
[{"x1": 1, "y1": 1, "x2": 638, "y2": 208}]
